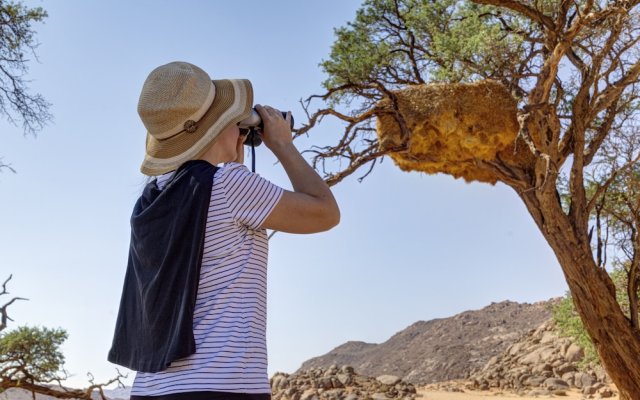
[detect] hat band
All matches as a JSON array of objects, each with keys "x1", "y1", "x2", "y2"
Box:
[{"x1": 153, "y1": 81, "x2": 216, "y2": 140}]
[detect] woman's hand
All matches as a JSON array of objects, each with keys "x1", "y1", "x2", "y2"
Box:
[
  {"x1": 255, "y1": 104, "x2": 292, "y2": 153},
  {"x1": 255, "y1": 105, "x2": 340, "y2": 234}
]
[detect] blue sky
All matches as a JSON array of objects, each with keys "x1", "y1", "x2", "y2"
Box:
[{"x1": 0, "y1": 0, "x2": 567, "y2": 389}]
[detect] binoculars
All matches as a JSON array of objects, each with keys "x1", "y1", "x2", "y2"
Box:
[{"x1": 238, "y1": 107, "x2": 294, "y2": 147}]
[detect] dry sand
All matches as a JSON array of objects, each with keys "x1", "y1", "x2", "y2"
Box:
[{"x1": 417, "y1": 387, "x2": 619, "y2": 399}]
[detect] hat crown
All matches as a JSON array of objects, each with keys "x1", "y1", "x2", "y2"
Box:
[
  {"x1": 138, "y1": 62, "x2": 215, "y2": 139},
  {"x1": 138, "y1": 61, "x2": 254, "y2": 176}
]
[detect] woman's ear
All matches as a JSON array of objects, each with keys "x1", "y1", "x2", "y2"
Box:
[{"x1": 233, "y1": 134, "x2": 246, "y2": 164}]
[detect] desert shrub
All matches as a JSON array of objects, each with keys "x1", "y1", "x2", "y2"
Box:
[
  {"x1": 551, "y1": 295, "x2": 599, "y2": 366},
  {"x1": 0, "y1": 326, "x2": 68, "y2": 384}
]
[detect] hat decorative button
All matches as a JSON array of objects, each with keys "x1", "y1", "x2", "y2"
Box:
[{"x1": 184, "y1": 120, "x2": 198, "y2": 133}]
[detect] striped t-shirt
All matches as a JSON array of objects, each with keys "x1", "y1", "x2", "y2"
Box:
[{"x1": 131, "y1": 162, "x2": 283, "y2": 396}]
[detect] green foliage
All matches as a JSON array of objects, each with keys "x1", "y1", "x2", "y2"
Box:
[
  {"x1": 0, "y1": 0, "x2": 48, "y2": 47},
  {"x1": 429, "y1": 2, "x2": 526, "y2": 82},
  {"x1": 611, "y1": 265, "x2": 639, "y2": 319},
  {"x1": 320, "y1": 0, "x2": 529, "y2": 104},
  {"x1": 320, "y1": 0, "x2": 423, "y2": 104},
  {"x1": 0, "y1": 275, "x2": 125, "y2": 397},
  {"x1": 551, "y1": 295, "x2": 599, "y2": 366},
  {"x1": 321, "y1": 14, "x2": 395, "y2": 90},
  {"x1": 0, "y1": 326, "x2": 67, "y2": 383},
  {"x1": 0, "y1": 0, "x2": 50, "y2": 135}
]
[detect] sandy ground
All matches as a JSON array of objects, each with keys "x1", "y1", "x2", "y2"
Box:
[{"x1": 417, "y1": 387, "x2": 619, "y2": 399}]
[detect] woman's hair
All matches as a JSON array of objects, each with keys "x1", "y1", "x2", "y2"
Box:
[{"x1": 139, "y1": 175, "x2": 154, "y2": 195}]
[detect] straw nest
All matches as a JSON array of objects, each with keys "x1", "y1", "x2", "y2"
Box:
[{"x1": 376, "y1": 80, "x2": 533, "y2": 184}]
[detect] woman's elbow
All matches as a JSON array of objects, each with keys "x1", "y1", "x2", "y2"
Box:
[
  {"x1": 319, "y1": 203, "x2": 340, "y2": 231},
  {"x1": 329, "y1": 205, "x2": 341, "y2": 229}
]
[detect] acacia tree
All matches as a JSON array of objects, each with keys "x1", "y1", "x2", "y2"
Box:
[
  {"x1": 0, "y1": 276, "x2": 125, "y2": 399},
  {"x1": 0, "y1": 0, "x2": 52, "y2": 172},
  {"x1": 298, "y1": 0, "x2": 640, "y2": 398}
]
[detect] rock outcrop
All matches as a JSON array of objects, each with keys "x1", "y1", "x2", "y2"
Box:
[
  {"x1": 425, "y1": 320, "x2": 617, "y2": 398},
  {"x1": 271, "y1": 365, "x2": 416, "y2": 400},
  {"x1": 299, "y1": 300, "x2": 553, "y2": 384}
]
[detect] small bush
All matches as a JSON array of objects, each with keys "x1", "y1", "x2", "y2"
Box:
[
  {"x1": 551, "y1": 295, "x2": 599, "y2": 366},
  {"x1": 0, "y1": 326, "x2": 68, "y2": 383}
]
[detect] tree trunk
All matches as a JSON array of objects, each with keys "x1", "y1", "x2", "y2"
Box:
[{"x1": 518, "y1": 191, "x2": 640, "y2": 400}]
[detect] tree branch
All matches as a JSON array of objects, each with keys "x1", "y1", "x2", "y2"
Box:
[
  {"x1": 1, "y1": 275, "x2": 28, "y2": 332},
  {"x1": 0, "y1": 369, "x2": 127, "y2": 400},
  {"x1": 583, "y1": 101, "x2": 620, "y2": 166},
  {"x1": 0, "y1": 157, "x2": 17, "y2": 173},
  {"x1": 470, "y1": 0, "x2": 556, "y2": 31},
  {"x1": 591, "y1": 60, "x2": 640, "y2": 117},
  {"x1": 587, "y1": 151, "x2": 640, "y2": 217},
  {"x1": 324, "y1": 145, "x2": 398, "y2": 187}
]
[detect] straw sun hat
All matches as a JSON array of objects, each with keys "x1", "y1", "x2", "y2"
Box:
[{"x1": 137, "y1": 61, "x2": 253, "y2": 176}]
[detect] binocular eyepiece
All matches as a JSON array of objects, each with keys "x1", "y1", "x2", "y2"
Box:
[{"x1": 238, "y1": 107, "x2": 294, "y2": 147}]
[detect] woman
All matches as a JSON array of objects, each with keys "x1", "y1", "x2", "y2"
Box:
[{"x1": 108, "y1": 61, "x2": 340, "y2": 400}]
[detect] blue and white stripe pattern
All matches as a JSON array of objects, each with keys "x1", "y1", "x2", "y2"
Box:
[{"x1": 131, "y1": 162, "x2": 283, "y2": 396}]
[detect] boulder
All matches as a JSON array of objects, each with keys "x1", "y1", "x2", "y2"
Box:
[
  {"x1": 574, "y1": 372, "x2": 593, "y2": 389},
  {"x1": 377, "y1": 375, "x2": 401, "y2": 386},
  {"x1": 564, "y1": 343, "x2": 584, "y2": 363},
  {"x1": 271, "y1": 367, "x2": 416, "y2": 400},
  {"x1": 467, "y1": 320, "x2": 613, "y2": 395},
  {"x1": 543, "y1": 378, "x2": 569, "y2": 391}
]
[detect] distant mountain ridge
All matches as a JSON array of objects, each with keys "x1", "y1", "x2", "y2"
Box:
[{"x1": 298, "y1": 299, "x2": 556, "y2": 385}]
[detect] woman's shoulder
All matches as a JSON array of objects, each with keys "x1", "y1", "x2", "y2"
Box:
[
  {"x1": 221, "y1": 162, "x2": 249, "y2": 173},
  {"x1": 217, "y1": 162, "x2": 250, "y2": 181},
  {"x1": 216, "y1": 162, "x2": 267, "y2": 191}
]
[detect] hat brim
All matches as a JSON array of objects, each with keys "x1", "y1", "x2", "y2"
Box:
[{"x1": 141, "y1": 79, "x2": 253, "y2": 176}]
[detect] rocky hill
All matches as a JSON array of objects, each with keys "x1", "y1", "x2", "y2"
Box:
[
  {"x1": 282, "y1": 319, "x2": 616, "y2": 400},
  {"x1": 298, "y1": 300, "x2": 554, "y2": 384}
]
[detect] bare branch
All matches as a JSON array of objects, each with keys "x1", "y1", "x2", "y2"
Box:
[
  {"x1": 584, "y1": 101, "x2": 620, "y2": 166},
  {"x1": 530, "y1": 3, "x2": 601, "y2": 107},
  {"x1": 390, "y1": 0, "x2": 426, "y2": 84},
  {"x1": 2, "y1": 274, "x2": 13, "y2": 295},
  {"x1": 294, "y1": 107, "x2": 379, "y2": 139},
  {"x1": 0, "y1": 157, "x2": 17, "y2": 173},
  {"x1": 325, "y1": 145, "x2": 397, "y2": 187},
  {"x1": 587, "y1": 151, "x2": 640, "y2": 215},
  {"x1": 596, "y1": 197, "x2": 605, "y2": 267},
  {"x1": 591, "y1": 60, "x2": 640, "y2": 116},
  {"x1": 1, "y1": 275, "x2": 28, "y2": 332}
]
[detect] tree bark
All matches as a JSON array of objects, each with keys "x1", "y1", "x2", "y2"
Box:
[{"x1": 517, "y1": 190, "x2": 640, "y2": 400}]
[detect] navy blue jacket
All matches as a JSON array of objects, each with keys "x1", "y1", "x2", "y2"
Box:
[{"x1": 108, "y1": 160, "x2": 217, "y2": 373}]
